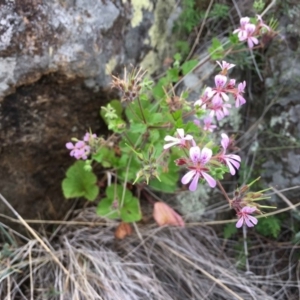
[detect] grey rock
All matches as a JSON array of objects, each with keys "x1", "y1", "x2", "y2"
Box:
[
  {"x1": 0, "y1": 0, "x2": 180, "y2": 223},
  {"x1": 287, "y1": 152, "x2": 300, "y2": 174}
]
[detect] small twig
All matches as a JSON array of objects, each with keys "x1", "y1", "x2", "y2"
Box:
[
  {"x1": 261, "y1": 0, "x2": 276, "y2": 17},
  {"x1": 29, "y1": 245, "x2": 33, "y2": 300},
  {"x1": 185, "y1": 0, "x2": 214, "y2": 62},
  {"x1": 160, "y1": 242, "x2": 244, "y2": 300},
  {"x1": 6, "y1": 259, "x2": 11, "y2": 300},
  {"x1": 250, "y1": 49, "x2": 263, "y2": 81},
  {"x1": 0, "y1": 193, "x2": 102, "y2": 300},
  {"x1": 187, "y1": 201, "x2": 300, "y2": 226},
  {"x1": 270, "y1": 186, "x2": 298, "y2": 211},
  {"x1": 49, "y1": 199, "x2": 78, "y2": 242}
]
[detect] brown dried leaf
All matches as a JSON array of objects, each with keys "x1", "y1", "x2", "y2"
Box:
[
  {"x1": 114, "y1": 222, "x2": 133, "y2": 239},
  {"x1": 153, "y1": 202, "x2": 185, "y2": 227}
]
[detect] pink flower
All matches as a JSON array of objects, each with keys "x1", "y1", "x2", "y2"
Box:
[
  {"x1": 235, "y1": 81, "x2": 246, "y2": 107},
  {"x1": 203, "y1": 117, "x2": 217, "y2": 132},
  {"x1": 236, "y1": 206, "x2": 258, "y2": 228},
  {"x1": 233, "y1": 17, "x2": 251, "y2": 41},
  {"x1": 194, "y1": 117, "x2": 217, "y2": 132},
  {"x1": 164, "y1": 129, "x2": 194, "y2": 150},
  {"x1": 244, "y1": 23, "x2": 259, "y2": 48},
  {"x1": 227, "y1": 79, "x2": 236, "y2": 89},
  {"x1": 66, "y1": 141, "x2": 91, "y2": 160},
  {"x1": 216, "y1": 60, "x2": 235, "y2": 71},
  {"x1": 181, "y1": 146, "x2": 216, "y2": 191},
  {"x1": 194, "y1": 87, "x2": 212, "y2": 107},
  {"x1": 211, "y1": 74, "x2": 229, "y2": 102},
  {"x1": 209, "y1": 97, "x2": 231, "y2": 120},
  {"x1": 256, "y1": 15, "x2": 270, "y2": 32},
  {"x1": 218, "y1": 133, "x2": 241, "y2": 175}
]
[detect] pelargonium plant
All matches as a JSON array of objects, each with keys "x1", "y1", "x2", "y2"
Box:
[{"x1": 62, "y1": 15, "x2": 276, "y2": 234}]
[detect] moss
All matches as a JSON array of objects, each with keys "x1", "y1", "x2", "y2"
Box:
[
  {"x1": 141, "y1": 0, "x2": 176, "y2": 74},
  {"x1": 105, "y1": 57, "x2": 117, "y2": 75},
  {"x1": 128, "y1": 0, "x2": 153, "y2": 28}
]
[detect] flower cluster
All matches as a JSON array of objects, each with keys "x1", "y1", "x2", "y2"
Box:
[
  {"x1": 236, "y1": 206, "x2": 258, "y2": 228},
  {"x1": 233, "y1": 15, "x2": 270, "y2": 48},
  {"x1": 230, "y1": 179, "x2": 273, "y2": 228},
  {"x1": 111, "y1": 67, "x2": 146, "y2": 103},
  {"x1": 66, "y1": 132, "x2": 97, "y2": 160},
  {"x1": 165, "y1": 130, "x2": 241, "y2": 191},
  {"x1": 194, "y1": 60, "x2": 246, "y2": 125}
]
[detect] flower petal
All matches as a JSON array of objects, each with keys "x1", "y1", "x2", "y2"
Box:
[
  {"x1": 225, "y1": 160, "x2": 237, "y2": 175},
  {"x1": 236, "y1": 217, "x2": 244, "y2": 228},
  {"x1": 163, "y1": 141, "x2": 180, "y2": 150},
  {"x1": 164, "y1": 136, "x2": 179, "y2": 142},
  {"x1": 215, "y1": 74, "x2": 227, "y2": 88},
  {"x1": 181, "y1": 170, "x2": 196, "y2": 185},
  {"x1": 189, "y1": 172, "x2": 200, "y2": 191},
  {"x1": 189, "y1": 146, "x2": 201, "y2": 163},
  {"x1": 221, "y1": 133, "x2": 229, "y2": 150},
  {"x1": 200, "y1": 148, "x2": 212, "y2": 165},
  {"x1": 184, "y1": 134, "x2": 194, "y2": 141},
  {"x1": 66, "y1": 142, "x2": 74, "y2": 150},
  {"x1": 176, "y1": 128, "x2": 185, "y2": 138},
  {"x1": 245, "y1": 216, "x2": 255, "y2": 227},
  {"x1": 248, "y1": 215, "x2": 258, "y2": 225},
  {"x1": 242, "y1": 206, "x2": 256, "y2": 214},
  {"x1": 201, "y1": 171, "x2": 216, "y2": 188}
]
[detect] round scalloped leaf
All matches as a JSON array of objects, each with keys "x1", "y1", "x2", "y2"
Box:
[{"x1": 62, "y1": 161, "x2": 99, "y2": 201}]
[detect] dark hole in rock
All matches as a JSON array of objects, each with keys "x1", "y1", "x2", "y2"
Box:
[{"x1": 0, "y1": 73, "x2": 113, "y2": 230}]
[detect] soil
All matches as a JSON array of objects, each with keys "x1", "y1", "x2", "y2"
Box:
[{"x1": 0, "y1": 73, "x2": 111, "y2": 227}]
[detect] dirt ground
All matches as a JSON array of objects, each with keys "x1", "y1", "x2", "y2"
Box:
[{"x1": 0, "y1": 74, "x2": 111, "y2": 225}]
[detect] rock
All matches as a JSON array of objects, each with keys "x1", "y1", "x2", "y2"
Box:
[
  {"x1": 0, "y1": 0, "x2": 179, "y2": 223},
  {"x1": 258, "y1": 5, "x2": 300, "y2": 202}
]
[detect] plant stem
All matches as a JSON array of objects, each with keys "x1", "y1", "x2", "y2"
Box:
[
  {"x1": 217, "y1": 180, "x2": 232, "y2": 205},
  {"x1": 128, "y1": 103, "x2": 142, "y2": 123},
  {"x1": 123, "y1": 131, "x2": 135, "y2": 149},
  {"x1": 137, "y1": 97, "x2": 147, "y2": 124}
]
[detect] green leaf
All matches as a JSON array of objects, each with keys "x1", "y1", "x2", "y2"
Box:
[
  {"x1": 149, "y1": 129, "x2": 160, "y2": 142},
  {"x1": 150, "y1": 176, "x2": 177, "y2": 193},
  {"x1": 96, "y1": 197, "x2": 119, "y2": 219},
  {"x1": 293, "y1": 232, "x2": 300, "y2": 244},
  {"x1": 102, "y1": 100, "x2": 122, "y2": 119},
  {"x1": 100, "y1": 100, "x2": 123, "y2": 124},
  {"x1": 148, "y1": 113, "x2": 165, "y2": 125},
  {"x1": 174, "y1": 53, "x2": 182, "y2": 62},
  {"x1": 172, "y1": 110, "x2": 182, "y2": 121},
  {"x1": 62, "y1": 161, "x2": 99, "y2": 201},
  {"x1": 208, "y1": 38, "x2": 224, "y2": 60},
  {"x1": 229, "y1": 33, "x2": 239, "y2": 45},
  {"x1": 149, "y1": 156, "x2": 179, "y2": 193},
  {"x1": 167, "y1": 68, "x2": 179, "y2": 82},
  {"x1": 92, "y1": 147, "x2": 117, "y2": 168},
  {"x1": 184, "y1": 121, "x2": 201, "y2": 134},
  {"x1": 175, "y1": 41, "x2": 190, "y2": 57},
  {"x1": 97, "y1": 184, "x2": 142, "y2": 222},
  {"x1": 153, "y1": 77, "x2": 170, "y2": 100},
  {"x1": 105, "y1": 184, "x2": 133, "y2": 201},
  {"x1": 130, "y1": 123, "x2": 147, "y2": 134},
  {"x1": 120, "y1": 196, "x2": 142, "y2": 222},
  {"x1": 181, "y1": 59, "x2": 198, "y2": 75},
  {"x1": 224, "y1": 223, "x2": 238, "y2": 239},
  {"x1": 255, "y1": 216, "x2": 281, "y2": 238}
]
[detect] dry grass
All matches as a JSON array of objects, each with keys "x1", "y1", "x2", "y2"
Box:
[{"x1": 1, "y1": 199, "x2": 299, "y2": 300}]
